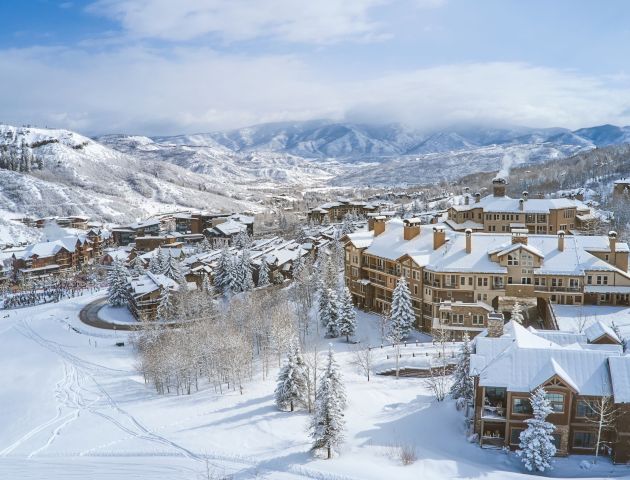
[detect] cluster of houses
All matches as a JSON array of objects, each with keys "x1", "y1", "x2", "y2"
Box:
[
  {"x1": 123, "y1": 225, "x2": 341, "y2": 320},
  {"x1": 307, "y1": 198, "x2": 394, "y2": 224}
]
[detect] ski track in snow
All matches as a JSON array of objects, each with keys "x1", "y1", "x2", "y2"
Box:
[{"x1": 4, "y1": 316, "x2": 361, "y2": 480}]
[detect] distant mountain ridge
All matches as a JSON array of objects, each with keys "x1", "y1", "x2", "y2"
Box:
[{"x1": 146, "y1": 121, "x2": 630, "y2": 160}]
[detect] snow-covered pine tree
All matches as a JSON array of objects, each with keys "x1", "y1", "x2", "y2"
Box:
[
  {"x1": 148, "y1": 251, "x2": 163, "y2": 274},
  {"x1": 258, "y1": 257, "x2": 270, "y2": 287},
  {"x1": 201, "y1": 273, "x2": 213, "y2": 296},
  {"x1": 228, "y1": 254, "x2": 241, "y2": 293},
  {"x1": 239, "y1": 249, "x2": 254, "y2": 292},
  {"x1": 337, "y1": 286, "x2": 357, "y2": 342},
  {"x1": 449, "y1": 332, "x2": 473, "y2": 401},
  {"x1": 214, "y1": 247, "x2": 234, "y2": 295},
  {"x1": 323, "y1": 288, "x2": 340, "y2": 338},
  {"x1": 389, "y1": 277, "x2": 415, "y2": 339},
  {"x1": 292, "y1": 250, "x2": 304, "y2": 278},
  {"x1": 162, "y1": 253, "x2": 187, "y2": 288},
  {"x1": 275, "y1": 342, "x2": 309, "y2": 412},
  {"x1": 156, "y1": 286, "x2": 175, "y2": 322},
  {"x1": 310, "y1": 347, "x2": 346, "y2": 459},
  {"x1": 517, "y1": 387, "x2": 557, "y2": 472},
  {"x1": 129, "y1": 254, "x2": 146, "y2": 276},
  {"x1": 107, "y1": 259, "x2": 129, "y2": 306},
  {"x1": 156, "y1": 248, "x2": 167, "y2": 273},
  {"x1": 511, "y1": 301, "x2": 524, "y2": 324},
  {"x1": 233, "y1": 230, "x2": 251, "y2": 249}
]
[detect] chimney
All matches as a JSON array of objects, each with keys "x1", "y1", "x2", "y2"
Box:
[
  {"x1": 492, "y1": 177, "x2": 507, "y2": 197},
  {"x1": 487, "y1": 312, "x2": 505, "y2": 338},
  {"x1": 373, "y1": 217, "x2": 386, "y2": 236},
  {"x1": 403, "y1": 219, "x2": 421, "y2": 241},
  {"x1": 557, "y1": 230, "x2": 565, "y2": 252},
  {"x1": 609, "y1": 230, "x2": 618, "y2": 253},
  {"x1": 511, "y1": 229, "x2": 528, "y2": 245},
  {"x1": 475, "y1": 192, "x2": 481, "y2": 203},
  {"x1": 464, "y1": 195, "x2": 469, "y2": 206},
  {"x1": 465, "y1": 228, "x2": 472, "y2": 254},
  {"x1": 433, "y1": 226, "x2": 446, "y2": 250},
  {"x1": 522, "y1": 191, "x2": 529, "y2": 201},
  {"x1": 519, "y1": 198, "x2": 524, "y2": 211}
]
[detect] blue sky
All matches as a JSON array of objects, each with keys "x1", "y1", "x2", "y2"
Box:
[{"x1": 1, "y1": 0, "x2": 630, "y2": 135}]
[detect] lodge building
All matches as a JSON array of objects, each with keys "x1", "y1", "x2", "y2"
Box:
[
  {"x1": 471, "y1": 319, "x2": 630, "y2": 463},
  {"x1": 343, "y1": 218, "x2": 630, "y2": 339},
  {"x1": 447, "y1": 178, "x2": 594, "y2": 234}
]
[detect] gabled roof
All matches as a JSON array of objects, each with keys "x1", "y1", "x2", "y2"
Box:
[
  {"x1": 585, "y1": 321, "x2": 621, "y2": 344},
  {"x1": 529, "y1": 358, "x2": 579, "y2": 393}
]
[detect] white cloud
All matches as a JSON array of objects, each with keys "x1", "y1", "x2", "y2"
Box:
[
  {"x1": 88, "y1": 0, "x2": 396, "y2": 44},
  {"x1": 0, "y1": 45, "x2": 629, "y2": 135}
]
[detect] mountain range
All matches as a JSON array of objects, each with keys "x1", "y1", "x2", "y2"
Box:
[{"x1": 1, "y1": 121, "x2": 630, "y2": 231}]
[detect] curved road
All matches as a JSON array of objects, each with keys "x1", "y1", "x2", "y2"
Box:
[{"x1": 79, "y1": 297, "x2": 141, "y2": 331}]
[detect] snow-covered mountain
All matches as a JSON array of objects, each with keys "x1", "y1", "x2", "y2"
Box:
[{"x1": 0, "y1": 125, "x2": 256, "y2": 223}]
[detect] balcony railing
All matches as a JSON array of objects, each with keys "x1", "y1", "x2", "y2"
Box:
[{"x1": 481, "y1": 404, "x2": 506, "y2": 420}]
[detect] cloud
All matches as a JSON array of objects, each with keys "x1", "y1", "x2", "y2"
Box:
[
  {"x1": 0, "y1": 44, "x2": 629, "y2": 135},
  {"x1": 88, "y1": 0, "x2": 399, "y2": 44}
]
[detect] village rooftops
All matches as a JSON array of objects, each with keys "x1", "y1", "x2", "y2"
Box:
[
  {"x1": 16, "y1": 235, "x2": 91, "y2": 259},
  {"x1": 128, "y1": 272, "x2": 179, "y2": 297}
]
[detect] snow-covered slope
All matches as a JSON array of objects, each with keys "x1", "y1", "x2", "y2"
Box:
[{"x1": 0, "y1": 125, "x2": 256, "y2": 223}]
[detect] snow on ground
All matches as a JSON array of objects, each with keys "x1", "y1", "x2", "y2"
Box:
[
  {"x1": 1, "y1": 297, "x2": 629, "y2": 479},
  {"x1": 553, "y1": 304, "x2": 630, "y2": 339},
  {"x1": 98, "y1": 304, "x2": 138, "y2": 325}
]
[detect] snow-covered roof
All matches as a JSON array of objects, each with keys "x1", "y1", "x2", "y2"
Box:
[
  {"x1": 451, "y1": 193, "x2": 586, "y2": 214},
  {"x1": 128, "y1": 272, "x2": 178, "y2": 297},
  {"x1": 608, "y1": 357, "x2": 630, "y2": 403},
  {"x1": 18, "y1": 235, "x2": 88, "y2": 259},
  {"x1": 473, "y1": 321, "x2": 622, "y2": 396},
  {"x1": 584, "y1": 321, "x2": 621, "y2": 344}
]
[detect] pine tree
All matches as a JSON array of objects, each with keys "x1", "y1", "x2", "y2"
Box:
[
  {"x1": 310, "y1": 347, "x2": 346, "y2": 459},
  {"x1": 517, "y1": 387, "x2": 557, "y2": 472},
  {"x1": 129, "y1": 254, "x2": 145, "y2": 276},
  {"x1": 449, "y1": 332, "x2": 473, "y2": 401},
  {"x1": 214, "y1": 246, "x2": 234, "y2": 294},
  {"x1": 238, "y1": 249, "x2": 254, "y2": 292},
  {"x1": 275, "y1": 343, "x2": 310, "y2": 412},
  {"x1": 389, "y1": 277, "x2": 415, "y2": 340},
  {"x1": 156, "y1": 287, "x2": 175, "y2": 322},
  {"x1": 228, "y1": 254, "x2": 241, "y2": 294},
  {"x1": 321, "y1": 288, "x2": 339, "y2": 338},
  {"x1": 258, "y1": 258, "x2": 270, "y2": 287},
  {"x1": 292, "y1": 250, "x2": 304, "y2": 278},
  {"x1": 148, "y1": 248, "x2": 166, "y2": 274},
  {"x1": 337, "y1": 286, "x2": 357, "y2": 342},
  {"x1": 162, "y1": 253, "x2": 187, "y2": 288},
  {"x1": 511, "y1": 301, "x2": 524, "y2": 324},
  {"x1": 107, "y1": 259, "x2": 128, "y2": 307},
  {"x1": 201, "y1": 273, "x2": 214, "y2": 296}
]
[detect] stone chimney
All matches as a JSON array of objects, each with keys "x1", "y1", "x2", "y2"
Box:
[
  {"x1": 557, "y1": 230, "x2": 565, "y2": 252},
  {"x1": 465, "y1": 228, "x2": 472, "y2": 254},
  {"x1": 487, "y1": 312, "x2": 505, "y2": 338},
  {"x1": 522, "y1": 191, "x2": 529, "y2": 201},
  {"x1": 519, "y1": 198, "x2": 524, "y2": 211},
  {"x1": 609, "y1": 230, "x2": 618, "y2": 254},
  {"x1": 492, "y1": 177, "x2": 507, "y2": 197},
  {"x1": 475, "y1": 192, "x2": 481, "y2": 203},
  {"x1": 403, "y1": 218, "x2": 421, "y2": 241},
  {"x1": 373, "y1": 217, "x2": 386, "y2": 236},
  {"x1": 433, "y1": 226, "x2": 446, "y2": 250},
  {"x1": 511, "y1": 229, "x2": 528, "y2": 245}
]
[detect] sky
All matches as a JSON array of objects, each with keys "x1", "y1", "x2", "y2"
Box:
[{"x1": 2, "y1": 0, "x2": 630, "y2": 135}]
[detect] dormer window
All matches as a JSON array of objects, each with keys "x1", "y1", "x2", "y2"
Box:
[{"x1": 507, "y1": 254, "x2": 519, "y2": 266}]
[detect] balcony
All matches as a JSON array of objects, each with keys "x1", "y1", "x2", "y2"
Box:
[{"x1": 481, "y1": 404, "x2": 506, "y2": 420}]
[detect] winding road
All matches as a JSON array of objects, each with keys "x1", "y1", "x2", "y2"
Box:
[{"x1": 79, "y1": 298, "x2": 140, "y2": 331}]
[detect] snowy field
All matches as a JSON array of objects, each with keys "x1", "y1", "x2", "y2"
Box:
[{"x1": 1, "y1": 295, "x2": 629, "y2": 479}]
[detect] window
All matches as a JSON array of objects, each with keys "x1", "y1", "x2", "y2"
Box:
[
  {"x1": 545, "y1": 393, "x2": 565, "y2": 413},
  {"x1": 587, "y1": 275, "x2": 593, "y2": 285},
  {"x1": 576, "y1": 400, "x2": 598, "y2": 419},
  {"x1": 472, "y1": 314, "x2": 484, "y2": 326},
  {"x1": 453, "y1": 314, "x2": 464, "y2": 325},
  {"x1": 512, "y1": 398, "x2": 533, "y2": 415},
  {"x1": 507, "y1": 254, "x2": 519, "y2": 266},
  {"x1": 351, "y1": 267, "x2": 359, "y2": 277},
  {"x1": 414, "y1": 285, "x2": 418, "y2": 295},
  {"x1": 596, "y1": 275, "x2": 608, "y2": 285},
  {"x1": 510, "y1": 428, "x2": 524, "y2": 445},
  {"x1": 573, "y1": 431, "x2": 596, "y2": 449}
]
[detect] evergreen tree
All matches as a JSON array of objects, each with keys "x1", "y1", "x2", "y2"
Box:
[
  {"x1": 511, "y1": 301, "x2": 524, "y2": 324},
  {"x1": 323, "y1": 288, "x2": 340, "y2": 338},
  {"x1": 233, "y1": 230, "x2": 250, "y2": 249},
  {"x1": 239, "y1": 249, "x2": 254, "y2": 292},
  {"x1": 107, "y1": 259, "x2": 128, "y2": 306},
  {"x1": 129, "y1": 254, "x2": 145, "y2": 276},
  {"x1": 292, "y1": 250, "x2": 304, "y2": 278},
  {"x1": 162, "y1": 252, "x2": 187, "y2": 288},
  {"x1": 228, "y1": 254, "x2": 241, "y2": 293},
  {"x1": 148, "y1": 248, "x2": 166, "y2": 274},
  {"x1": 214, "y1": 246, "x2": 234, "y2": 295},
  {"x1": 310, "y1": 348, "x2": 346, "y2": 459},
  {"x1": 449, "y1": 332, "x2": 473, "y2": 401},
  {"x1": 156, "y1": 287, "x2": 175, "y2": 322},
  {"x1": 275, "y1": 343, "x2": 310, "y2": 412},
  {"x1": 389, "y1": 277, "x2": 415, "y2": 339},
  {"x1": 258, "y1": 258, "x2": 270, "y2": 287},
  {"x1": 201, "y1": 273, "x2": 214, "y2": 296},
  {"x1": 517, "y1": 387, "x2": 557, "y2": 472},
  {"x1": 337, "y1": 286, "x2": 357, "y2": 342}
]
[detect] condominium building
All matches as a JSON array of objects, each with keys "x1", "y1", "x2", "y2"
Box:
[
  {"x1": 471, "y1": 319, "x2": 630, "y2": 463},
  {"x1": 343, "y1": 218, "x2": 630, "y2": 339},
  {"x1": 446, "y1": 178, "x2": 592, "y2": 234}
]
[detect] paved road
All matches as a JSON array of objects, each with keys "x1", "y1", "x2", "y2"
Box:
[{"x1": 79, "y1": 297, "x2": 141, "y2": 331}]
